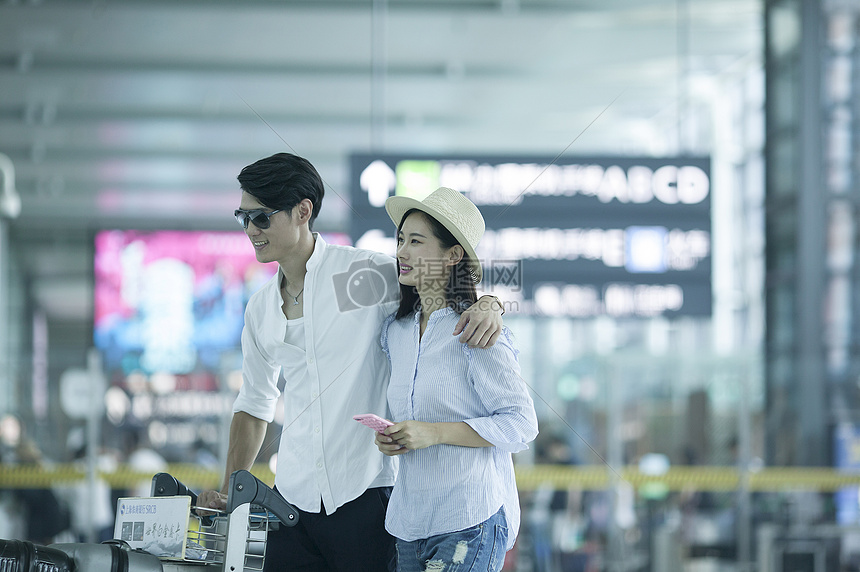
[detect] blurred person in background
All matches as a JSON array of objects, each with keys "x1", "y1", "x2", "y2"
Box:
[
  {"x1": 527, "y1": 431, "x2": 575, "y2": 572},
  {"x1": 0, "y1": 414, "x2": 25, "y2": 539},
  {"x1": 124, "y1": 428, "x2": 168, "y2": 498},
  {"x1": 1, "y1": 417, "x2": 71, "y2": 544},
  {"x1": 54, "y1": 428, "x2": 115, "y2": 543},
  {"x1": 190, "y1": 437, "x2": 219, "y2": 470}
]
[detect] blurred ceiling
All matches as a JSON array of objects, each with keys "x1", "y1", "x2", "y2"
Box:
[{"x1": 0, "y1": 0, "x2": 761, "y2": 321}]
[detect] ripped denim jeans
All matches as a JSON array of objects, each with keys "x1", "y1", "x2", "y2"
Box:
[{"x1": 394, "y1": 507, "x2": 508, "y2": 572}]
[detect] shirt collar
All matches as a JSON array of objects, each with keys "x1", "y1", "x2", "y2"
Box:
[
  {"x1": 275, "y1": 232, "x2": 325, "y2": 286},
  {"x1": 306, "y1": 232, "x2": 325, "y2": 269},
  {"x1": 416, "y1": 306, "x2": 456, "y2": 324}
]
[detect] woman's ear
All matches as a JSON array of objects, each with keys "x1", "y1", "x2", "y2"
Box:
[{"x1": 446, "y1": 245, "x2": 464, "y2": 267}]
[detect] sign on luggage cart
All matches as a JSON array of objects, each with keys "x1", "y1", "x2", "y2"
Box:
[{"x1": 114, "y1": 496, "x2": 191, "y2": 560}]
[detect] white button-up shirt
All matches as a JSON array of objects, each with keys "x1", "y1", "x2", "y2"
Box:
[{"x1": 233, "y1": 234, "x2": 399, "y2": 514}]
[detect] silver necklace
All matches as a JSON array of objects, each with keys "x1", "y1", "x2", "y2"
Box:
[{"x1": 283, "y1": 279, "x2": 304, "y2": 306}]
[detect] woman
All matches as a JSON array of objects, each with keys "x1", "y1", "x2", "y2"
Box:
[{"x1": 375, "y1": 187, "x2": 539, "y2": 571}]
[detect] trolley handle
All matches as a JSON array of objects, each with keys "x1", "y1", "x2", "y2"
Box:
[
  {"x1": 151, "y1": 471, "x2": 198, "y2": 506},
  {"x1": 226, "y1": 469, "x2": 299, "y2": 527}
]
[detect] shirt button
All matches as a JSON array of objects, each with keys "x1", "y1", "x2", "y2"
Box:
[
  {"x1": 316, "y1": 462, "x2": 322, "y2": 469},
  {"x1": 312, "y1": 392, "x2": 318, "y2": 399},
  {"x1": 308, "y1": 357, "x2": 314, "y2": 365},
  {"x1": 314, "y1": 426, "x2": 320, "y2": 433}
]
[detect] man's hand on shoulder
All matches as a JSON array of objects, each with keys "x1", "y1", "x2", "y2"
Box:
[{"x1": 453, "y1": 296, "x2": 504, "y2": 348}]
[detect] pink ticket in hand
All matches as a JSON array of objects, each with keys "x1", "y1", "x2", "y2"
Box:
[{"x1": 353, "y1": 413, "x2": 393, "y2": 433}]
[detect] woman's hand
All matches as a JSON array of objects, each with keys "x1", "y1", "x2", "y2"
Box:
[
  {"x1": 375, "y1": 420, "x2": 492, "y2": 454},
  {"x1": 383, "y1": 420, "x2": 440, "y2": 451},
  {"x1": 375, "y1": 429, "x2": 408, "y2": 456}
]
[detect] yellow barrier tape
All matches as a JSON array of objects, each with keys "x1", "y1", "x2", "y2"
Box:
[
  {"x1": 2, "y1": 464, "x2": 860, "y2": 492},
  {"x1": 514, "y1": 466, "x2": 860, "y2": 492},
  {"x1": 0, "y1": 464, "x2": 274, "y2": 491}
]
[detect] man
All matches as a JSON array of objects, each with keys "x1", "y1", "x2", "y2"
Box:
[{"x1": 198, "y1": 153, "x2": 504, "y2": 571}]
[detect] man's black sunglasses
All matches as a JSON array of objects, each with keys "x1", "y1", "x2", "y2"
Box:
[{"x1": 234, "y1": 208, "x2": 283, "y2": 230}]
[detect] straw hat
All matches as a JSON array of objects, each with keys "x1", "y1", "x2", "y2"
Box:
[{"x1": 385, "y1": 187, "x2": 485, "y2": 283}]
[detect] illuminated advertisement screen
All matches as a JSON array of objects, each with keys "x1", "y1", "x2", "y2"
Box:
[
  {"x1": 94, "y1": 230, "x2": 351, "y2": 378},
  {"x1": 350, "y1": 153, "x2": 711, "y2": 317},
  {"x1": 93, "y1": 229, "x2": 352, "y2": 449}
]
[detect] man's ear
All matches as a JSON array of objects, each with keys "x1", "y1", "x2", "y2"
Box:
[{"x1": 295, "y1": 199, "x2": 313, "y2": 224}]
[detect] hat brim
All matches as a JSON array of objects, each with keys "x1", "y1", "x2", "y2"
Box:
[{"x1": 385, "y1": 196, "x2": 483, "y2": 283}]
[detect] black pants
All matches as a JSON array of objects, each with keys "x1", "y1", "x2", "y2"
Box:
[{"x1": 263, "y1": 487, "x2": 395, "y2": 572}]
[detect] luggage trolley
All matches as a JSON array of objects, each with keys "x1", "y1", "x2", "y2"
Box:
[
  {"x1": 0, "y1": 470, "x2": 298, "y2": 572},
  {"x1": 149, "y1": 470, "x2": 299, "y2": 572}
]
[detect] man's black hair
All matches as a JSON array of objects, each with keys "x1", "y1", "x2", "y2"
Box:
[{"x1": 238, "y1": 152, "x2": 325, "y2": 230}]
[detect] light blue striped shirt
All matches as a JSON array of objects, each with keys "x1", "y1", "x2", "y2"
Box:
[{"x1": 380, "y1": 307, "x2": 538, "y2": 549}]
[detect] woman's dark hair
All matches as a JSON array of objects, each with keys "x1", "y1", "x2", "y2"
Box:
[
  {"x1": 395, "y1": 209, "x2": 478, "y2": 319},
  {"x1": 237, "y1": 152, "x2": 324, "y2": 230}
]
